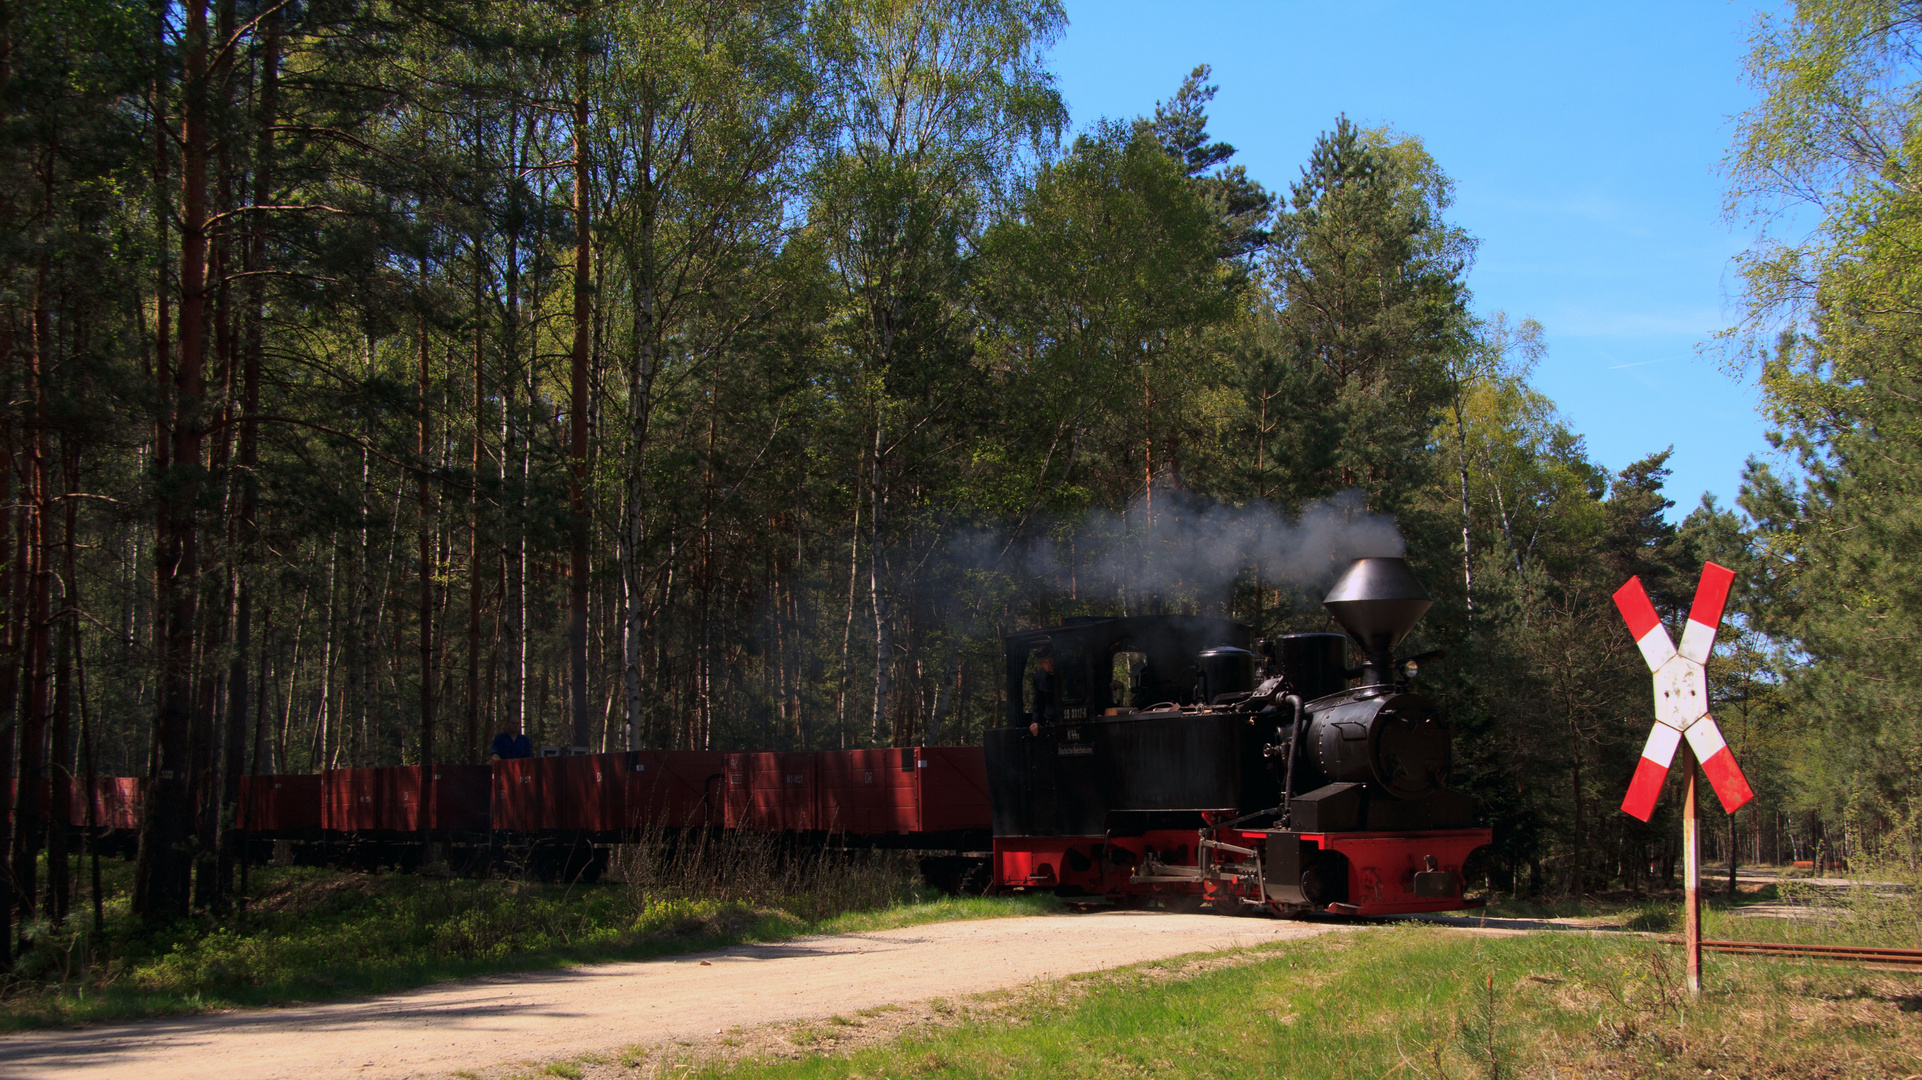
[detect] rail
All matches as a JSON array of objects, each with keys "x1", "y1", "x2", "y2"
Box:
[{"x1": 1665, "y1": 938, "x2": 1922, "y2": 968}]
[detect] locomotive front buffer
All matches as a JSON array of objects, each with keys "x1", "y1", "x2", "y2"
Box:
[{"x1": 984, "y1": 556, "x2": 1492, "y2": 916}]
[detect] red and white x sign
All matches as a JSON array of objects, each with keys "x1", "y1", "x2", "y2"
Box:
[{"x1": 1613, "y1": 562, "x2": 1755, "y2": 821}]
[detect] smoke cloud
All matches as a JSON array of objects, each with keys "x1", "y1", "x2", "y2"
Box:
[{"x1": 952, "y1": 488, "x2": 1405, "y2": 603}]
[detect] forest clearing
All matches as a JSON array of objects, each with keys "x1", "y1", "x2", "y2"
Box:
[{"x1": 4, "y1": 0, "x2": 1922, "y2": 1073}]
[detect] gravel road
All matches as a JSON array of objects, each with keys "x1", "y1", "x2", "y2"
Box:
[{"x1": 0, "y1": 912, "x2": 1340, "y2": 1080}]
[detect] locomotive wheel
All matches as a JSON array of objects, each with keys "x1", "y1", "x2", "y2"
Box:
[{"x1": 1300, "y1": 852, "x2": 1349, "y2": 906}]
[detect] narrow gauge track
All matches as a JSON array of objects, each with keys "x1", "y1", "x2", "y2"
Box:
[{"x1": 1668, "y1": 938, "x2": 1922, "y2": 968}]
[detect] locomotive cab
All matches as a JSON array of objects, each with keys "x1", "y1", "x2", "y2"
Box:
[
  {"x1": 1002, "y1": 614, "x2": 1248, "y2": 724},
  {"x1": 987, "y1": 615, "x2": 1268, "y2": 840}
]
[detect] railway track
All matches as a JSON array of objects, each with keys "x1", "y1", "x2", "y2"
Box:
[{"x1": 1670, "y1": 938, "x2": 1922, "y2": 968}]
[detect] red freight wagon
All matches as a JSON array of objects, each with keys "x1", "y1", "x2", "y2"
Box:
[
  {"x1": 73, "y1": 777, "x2": 142, "y2": 830},
  {"x1": 429, "y1": 765, "x2": 491, "y2": 832},
  {"x1": 819, "y1": 749, "x2": 919, "y2": 834},
  {"x1": 812, "y1": 748, "x2": 991, "y2": 836},
  {"x1": 320, "y1": 768, "x2": 384, "y2": 832},
  {"x1": 2, "y1": 779, "x2": 49, "y2": 826},
  {"x1": 725, "y1": 752, "x2": 819, "y2": 831},
  {"x1": 544, "y1": 754, "x2": 625, "y2": 832},
  {"x1": 15, "y1": 777, "x2": 141, "y2": 830},
  {"x1": 237, "y1": 774, "x2": 321, "y2": 832},
  {"x1": 914, "y1": 746, "x2": 992, "y2": 834},
  {"x1": 380, "y1": 766, "x2": 492, "y2": 832},
  {"x1": 492, "y1": 757, "x2": 544, "y2": 832},
  {"x1": 625, "y1": 751, "x2": 725, "y2": 828},
  {"x1": 382, "y1": 768, "x2": 425, "y2": 830}
]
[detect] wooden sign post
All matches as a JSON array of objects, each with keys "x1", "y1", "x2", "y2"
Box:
[{"x1": 1680, "y1": 742, "x2": 1701, "y2": 994}]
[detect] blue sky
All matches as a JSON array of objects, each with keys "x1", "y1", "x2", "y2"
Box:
[{"x1": 1051, "y1": 1, "x2": 1782, "y2": 520}]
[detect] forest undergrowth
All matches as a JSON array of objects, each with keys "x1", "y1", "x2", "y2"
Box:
[{"x1": 0, "y1": 835, "x2": 1056, "y2": 1031}]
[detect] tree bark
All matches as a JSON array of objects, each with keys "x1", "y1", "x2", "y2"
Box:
[
  {"x1": 418, "y1": 302, "x2": 435, "y2": 770},
  {"x1": 14, "y1": 190, "x2": 52, "y2": 930},
  {"x1": 137, "y1": 0, "x2": 209, "y2": 923},
  {"x1": 868, "y1": 420, "x2": 888, "y2": 746},
  {"x1": 218, "y1": 2, "x2": 274, "y2": 902},
  {"x1": 568, "y1": 80, "x2": 591, "y2": 752},
  {"x1": 76, "y1": 589, "x2": 102, "y2": 928},
  {"x1": 48, "y1": 441, "x2": 77, "y2": 925},
  {"x1": 0, "y1": 414, "x2": 17, "y2": 963},
  {"x1": 466, "y1": 236, "x2": 484, "y2": 764},
  {"x1": 1453, "y1": 397, "x2": 1474, "y2": 617}
]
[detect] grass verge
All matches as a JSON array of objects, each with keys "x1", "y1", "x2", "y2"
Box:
[
  {"x1": 588, "y1": 925, "x2": 1922, "y2": 1080},
  {"x1": 1477, "y1": 871, "x2": 1921, "y2": 948},
  {"x1": 1, "y1": 858, "x2": 1059, "y2": 1032}
]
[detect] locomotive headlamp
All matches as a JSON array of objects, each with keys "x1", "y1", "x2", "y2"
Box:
[{"x1": 1401, "y1": 659, "x2": 1419, "y2": 680}]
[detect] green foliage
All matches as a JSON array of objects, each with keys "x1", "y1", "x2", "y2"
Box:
[
  {"x1": 1725, "y1": 0, "x2": 1922, "y2": 844},
  {"x1": 1144, "y1": 64, "x2": 1275, "y2": 260},
  {"x1": 971, "y1": 121, "x2": 1240, "y2": 516},
  {"x1": 1262, "y1": 116, "x2": 1472, "y2": 513}
]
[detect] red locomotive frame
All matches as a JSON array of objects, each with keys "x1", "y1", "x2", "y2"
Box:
[{"x1": 990, "y1": 827, "x2": 1489, "y2": 916}]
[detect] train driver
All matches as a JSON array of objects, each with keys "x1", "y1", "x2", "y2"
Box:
[{"x1": 1028, "y1": 642, "x2": 1056, "y2": 736}]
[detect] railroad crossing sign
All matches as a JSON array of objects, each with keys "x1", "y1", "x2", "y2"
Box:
[{"x1": 1612, "y1": 562, "x2": 1755, "y2": 821}]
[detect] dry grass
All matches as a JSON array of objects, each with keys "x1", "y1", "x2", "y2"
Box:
[{"x1": 609, "y1": 828, "x2": 920, "y2": 924}]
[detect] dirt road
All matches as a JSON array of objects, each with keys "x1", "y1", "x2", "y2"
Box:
[{"x1": 0, "y1": 913, "x2": 1339, "y2": 1080}]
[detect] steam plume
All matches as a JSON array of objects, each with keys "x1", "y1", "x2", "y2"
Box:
[{"x1": 954, "y1": 488, "x2": 1405, "y2": 602}]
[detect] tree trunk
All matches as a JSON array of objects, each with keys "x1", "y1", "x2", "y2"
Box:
[
  {"x1": 47, "y1": 441, "x2": 77, "y2": 925},
  {"x1": 504, "y1": 113, "x2": 525, "y2": 746},
  {"x1": 1453, "y1": 399, "x2": 1474, "y2": 617},
  {"x1": 1728, "y1": 810, "x2": 1739, "y2": 895},
  {"x1": 1569, "y1": 731, "x2": 1585, "y2": 899},
  {"x1": 0, "y1": 414, "x2": 17, "y2": 963},
  {"x1": 418, "y1": 302, "x2": 435, "y2": 770},
  {"x1": 218, "y1": 1, "x2": 274, "y2": 903},
  {"x1": 466, "y1": 238, "x2": 484, "y2": 764},
  {"x1": 137, "y1": 0, "x2": 209, "y2": 923},
  {"x1": 568, "y1": 82, "x2": 592, "y2": 752},
  {"x1": 836, "y1": 469, "x2": 861, "y2": 744},
  {"x1": 14, "y1": 207, "x2": 52, "y2": 931},
  {"x1": 314, "y1": 542, "x2": 337, "y2": 771},
  {"x1": 868, "y1": 421, "x2": 888, "y2": 746},
  {"x1": 621, "y1": 289, "x2": 657, "y2": 751},
  {"x1": 76, "y1": 594, "x2": 103, "y2": 928}
]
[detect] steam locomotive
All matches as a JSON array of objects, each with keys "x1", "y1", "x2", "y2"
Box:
[{"x1": 984, "y1": 556, "x2": 1490, "y2": 915}]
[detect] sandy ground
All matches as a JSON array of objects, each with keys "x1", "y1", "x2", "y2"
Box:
[{"x1": 0, "y1": 912, "x2": 1340, "y2": 1080}]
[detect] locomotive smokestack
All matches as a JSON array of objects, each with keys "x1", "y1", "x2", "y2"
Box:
[{"x1": 1323, "y1": 557, "x2": 1432, "y2": 686}]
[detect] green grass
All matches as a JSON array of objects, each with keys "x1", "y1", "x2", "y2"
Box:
[
  {"x1": 2, "y1": 858, "x2": 1060, "y2": 1032},
  {"x1": 1475, "y1": 871, "x2": 1922, "y2": 949},
  {"x1": 670, "y1": 926, "x2": 1922, "y2": 1079},
  {"x1": 810, "y1": 894, "x2": 1060, "y2": 936}
]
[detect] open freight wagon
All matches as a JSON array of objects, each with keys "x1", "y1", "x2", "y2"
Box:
[
  {"x1": 317, "y1": 766, "x2": 492, "y2": 835},
  {"x1": 724, "y1": 746, "x2": 992, "y2": 843},
  {"x1": 491, "y1": 751, "x2": 726, "y2": 834}
]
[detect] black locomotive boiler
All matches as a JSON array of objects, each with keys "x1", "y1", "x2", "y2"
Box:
[{"x1": 983, "y1": 556, "x2": 1490, "y2": 915}]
